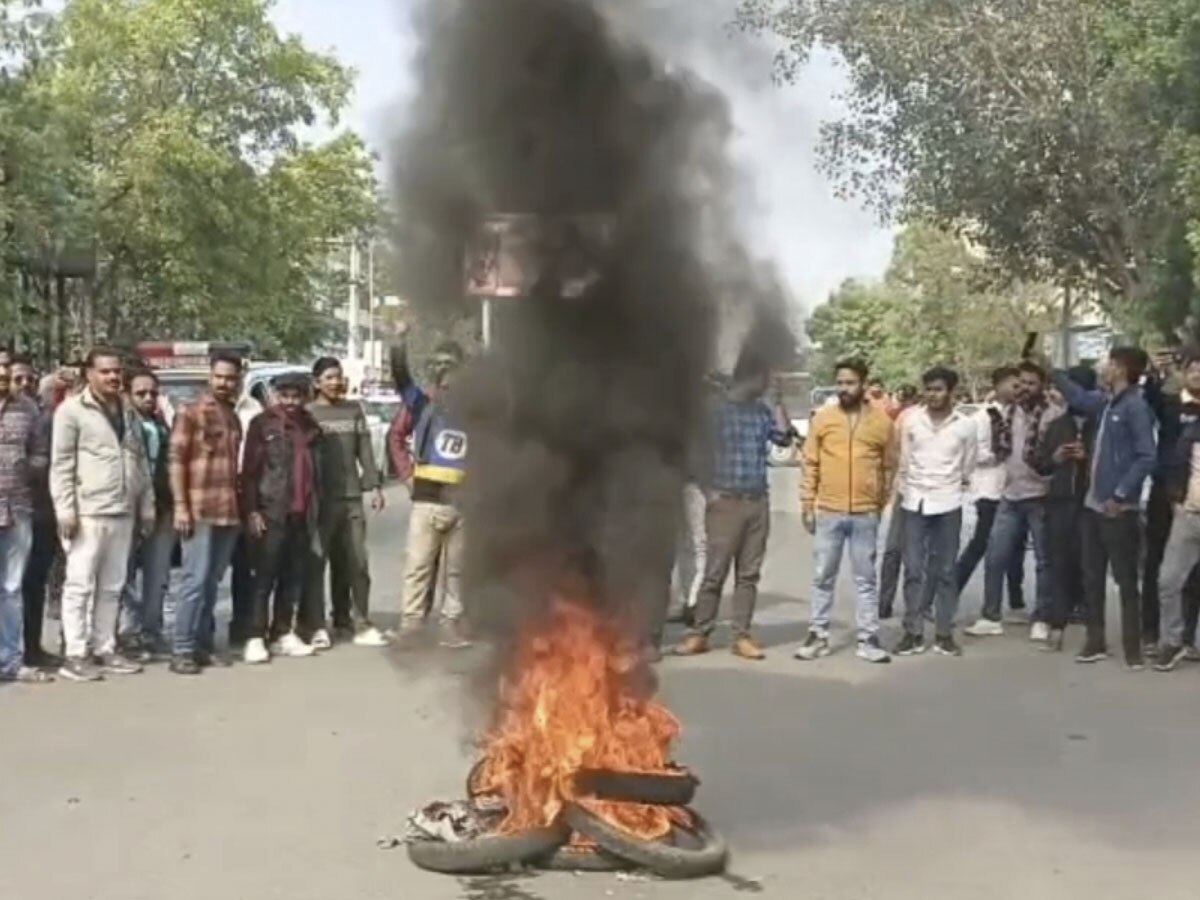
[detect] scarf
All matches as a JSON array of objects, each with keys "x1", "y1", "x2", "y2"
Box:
[{"x1": 993, "y1": 396, "x2": 1048, "y2": 468}]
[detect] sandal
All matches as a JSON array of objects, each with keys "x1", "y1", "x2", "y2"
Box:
[{"x1": 1, "y1": 666, "x2": 55, "y2": 684}]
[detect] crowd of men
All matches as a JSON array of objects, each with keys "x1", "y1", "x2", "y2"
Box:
[
  {"x1": 0, "y1": 331, "x2": 465, "y2": 684},
  {"x1": 669, "y1": 345, "x2": 1200, "y2": 673}
]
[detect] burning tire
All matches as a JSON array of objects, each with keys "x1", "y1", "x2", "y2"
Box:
[
  {"x1": 564, "y1": 803, "x2": 728, "y2": 879},
  {"x1": 573, "y1": 768, "x2": 698, "y2": 807},
  {"x1": 535, "y1": 844, "x2": 632, "y2": 872},
  {"x1": 407, "y1": 826, "x2": 568, "y2": 875}
]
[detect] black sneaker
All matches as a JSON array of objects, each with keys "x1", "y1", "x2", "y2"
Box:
[
  {"x1": 1075, "y1": 643, "x2": 1109, "y2": 664},
  {"x1": 194, "y1": 650, "x2": 232, "y2": 668},
  {"x1": 58, "y1": 657, "x2": 103, "y2": 682},
  {"x1": 169, "y1": 655, "x2": 202, "y2": 676},
  {"x1": 99, "y1": 654, "x2": 143, "y2": 675},
  {"x1": 933, "y1": 635, "x2": 963, "y2": 657},
  {"x1": 895, "y1": 632, "x2": 926, "y2": 656},
  {"x1": 1040, "y1": 629, "x2": 1065, "y2": 653},
  {"x1": 1154, "y1": 645, "x2": 1187, "y2": 672}
]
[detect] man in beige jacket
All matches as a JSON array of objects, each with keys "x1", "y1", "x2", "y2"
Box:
[{"x1": 50, "y1": 347, "x2": 154, "y2": 682}]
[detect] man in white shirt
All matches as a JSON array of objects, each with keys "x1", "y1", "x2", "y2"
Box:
[{"x1": 894, "y1": 367, "x2": 977, "y2": 657}]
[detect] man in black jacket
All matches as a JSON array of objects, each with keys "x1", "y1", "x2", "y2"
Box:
[
  {"x1": 240, "y1": 372, "x2": 323, "y2": 664},
  {"x1": 1033, "y1": 366, "x2": 1097, "y2": 651}
]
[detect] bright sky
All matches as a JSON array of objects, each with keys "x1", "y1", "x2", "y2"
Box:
[{"x1": 271, "y1": 0, "x2": 892, "y2": 311}]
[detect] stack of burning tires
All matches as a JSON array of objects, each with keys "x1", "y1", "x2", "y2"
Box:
[{"x1": 407, "y1": 762, "x2": 728, "y2": 879}]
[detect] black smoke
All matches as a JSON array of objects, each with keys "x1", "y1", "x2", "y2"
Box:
[{"x1": 389, "y1": 0, "x2": 792, "y2": 674}]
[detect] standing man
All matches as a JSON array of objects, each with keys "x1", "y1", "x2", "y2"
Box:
[
  {"x1": 674, "y1": 358, "x2": 795, "y2": 660},
  {"x1": 51, "y1": 347, "x2": 154, "y2": 682},
  {"x1": 119, "y1": 369, "x2": 174, "y2": 659},
  {"x1": 307, "y1": 357, "x2": 386, "y2": 648},
  {"x1": 226, "y1": 387, "x2": 263, "y2": 649},
  {"x1": 965, "y1": 361, "x2": 1058, "y2": 640},
  {"x1": 877, "y1": 384, "x2": 920, "y2": 618},
  {"x1": 955, "y1": 366, "x2": 1027, "y2": 604},
  {"x1": 392, "y1": 334, "x2": 470, "y2": 646},
  {"x1": 169, "y1": 352, "x2": 244, "y2": 675},
  {"x1": 0, "y1": 358, "x2": 52, "y2": 682},
  {"x1": 21, "y1": 371, "x2": 60, "y2": 668},
  {"x1": 1052, "y1": 348, "x2": 1157, "y2": 668},
  {"x1": 795, "y1": 359, "x2": 896, "y2": 663},
  {"x1": 240, "y1": 372, "x2": 323, "y2": 663},
  {"x1": 894, "y1": 367, "x2": 976, "y2": 657}
]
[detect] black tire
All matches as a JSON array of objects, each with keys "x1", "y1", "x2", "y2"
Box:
[
  {"x1": 564, "y1": 803, "x2": 727, "y2": 879},
  {"x1": 573, "y1": 768, "x2": 698, "y2": 807},
  {"x1": 407, "y1": 826, "x2": 568, "y2": 875},
  {"x1": 535, "y1": 844, "x2": 633, "y2": 872}
]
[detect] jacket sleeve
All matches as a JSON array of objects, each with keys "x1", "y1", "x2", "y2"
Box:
[
  {"x1": 27, "y1": 404, "x2": 50, "y2": 474},
  {"x1": 894, "y1": 416, "x2": 910, "y2": 503},
  {"x1": 973, "y1": 409, "x2": 996, "y2": 468},
  {"x1": 49, "y1": 403, "x2": 78, "y2": 522},
  {"x1": 800, "y1": 411, "x2": 821, "y2": 511},
  {"x1": 240, "y1": 416, "x2": 265, "y2": 516},
  {"x1": 1167, "y1": 429, "x2": 1195, "y2": 503},
  {"x1": 882, "y1": 417, "x2": 898, "y2": 505},
  {"x1": 1050, "y1": 369, "x2": 1106, "y2": 418},
  {"x1": 1032, "y1": 416, "x2": 1068, "y2": 476},
  {"x1": 1114, "y1": 398, "x2": 1159, "y2": 503},
  {"x1": 388, "y1": 405, "x2": 416, "y2": 482},
  {"x1": 389, "y1": 338, "x2": 430, "y2": 410},
  {"x1": 356, "y1": 408, "x2": 382, "y2": 492}
]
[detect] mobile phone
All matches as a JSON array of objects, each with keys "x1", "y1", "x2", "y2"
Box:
[{"x1": 1021, "y1": 332, "x2": 1039, "y2": 360}]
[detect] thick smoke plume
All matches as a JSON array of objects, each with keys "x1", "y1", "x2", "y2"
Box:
[{"x1": 390, "y1": 0, "x2": 792, "y2": 684}]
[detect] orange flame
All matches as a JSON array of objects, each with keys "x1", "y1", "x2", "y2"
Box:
[{"x1": 472, "y1": 598, "x2": 681, "y2": 840}]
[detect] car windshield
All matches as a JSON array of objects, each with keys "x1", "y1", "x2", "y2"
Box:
[{"x1": 159, "y1": 378, "x2": 207, "y2": 409}]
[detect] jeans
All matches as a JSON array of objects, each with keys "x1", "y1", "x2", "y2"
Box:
[
  {"x1": 688, "y1": 493, "x2": 770, "y2": 638},
  {"x1": 252, "y1": 516, "x2": 322, "y2": 641},
  {"x1": 1155, "y1": 508, "x2": 1200, "y2": 649},
  {"x1": 0, "y1": 515, "x2": 34, "y2": 676},
  {"x1": 671, "y1": 483, "x2": 707, "y2": 610},
  {"x1": 61, "y1": 516, "x2": 135, "y2": 660},
  {"x1": 322, "y1": 499, "x2": 372, "y2": 631},
  {"x1": 955, "y1": 498, "x2": 1026, "y2": 607},
  {"x1": 21, "y1": 516, "x2": 56, "y2": 662},
  {"x1": 173, "y1": 523, "x2": 240, "y2": 656},
  {"x1": 981, "y1": 499, "x2": 1049, "y2": 623},
  {"x1": 902, "y1": 508, "x2": 962, "y2": 637},
  {"x1": 228, "y1": 534, "x2": 255, "y2": 644},
  {"x1": 120, "y1": 516, "x2": 175, "y2": 647},
  {"x1": 878, "y1": 506, "x2": 907, "y2": 616},
  {"x1": 809, "y1": 512, "x2": 881, "y2": 641},
  {"x1": 1044, "y1": 499, "x2": 1084, "y2": 630},
  {"x1": 400, "y1": 501, "x2": 464, "y2": 624},
  {"x1": 1081, "y1": 509, "x2": 1141, "y2": 662}
]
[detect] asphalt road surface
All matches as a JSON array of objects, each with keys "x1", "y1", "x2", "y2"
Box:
[{"x1": 3, "y1": 470, "x2": 1199, "y2": 900}]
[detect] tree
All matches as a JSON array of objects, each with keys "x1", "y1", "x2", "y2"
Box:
[
  {"x1": 807, "y1": 224, "x2": 1056, "y2": 396},
  {"x1": 1, "y1": 0, "x2": 379, "y2": 361},
  {"x1": 736, "y1": 0, "x2": 1200, "y2": 340}
]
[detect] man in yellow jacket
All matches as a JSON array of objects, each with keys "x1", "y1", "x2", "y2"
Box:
[{"x1": 797, "y1": 358, "x2": 897, "y2": 663}]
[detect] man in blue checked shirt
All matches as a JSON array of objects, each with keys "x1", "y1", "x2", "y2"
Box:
[{"x1": 674, "y1": 357, "x2": 795, "y2": 661}]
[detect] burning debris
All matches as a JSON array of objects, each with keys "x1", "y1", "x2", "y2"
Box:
[{"x1": 390, "y1": 0, "x2": 790, "y2": 881}]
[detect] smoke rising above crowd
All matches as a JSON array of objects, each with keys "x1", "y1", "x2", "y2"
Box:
[{"x1": 388, "y1": 0, "x2": 792, "y2": 661}]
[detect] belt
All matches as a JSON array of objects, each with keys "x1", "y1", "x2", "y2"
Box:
[{"x1": 712, "y1": 490, "x2": 767, "y2": 501}]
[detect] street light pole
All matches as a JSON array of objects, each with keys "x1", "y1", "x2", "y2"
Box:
[
  {"x1": 367, "y1": 237, "x2": 376, "y2": 368},
  {"x1": 348, "y1": 239, "x2": 360, "y2": 362}
]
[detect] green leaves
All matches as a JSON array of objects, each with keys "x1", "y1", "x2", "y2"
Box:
[{"x1": 1, "y1": 0, "x2": 377, "y2": 360}]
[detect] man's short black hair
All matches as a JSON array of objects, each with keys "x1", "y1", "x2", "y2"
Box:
[
  {"x1": 922, "y1": 366, "x2": 960, "y2": 392},
  {"x1": 1017, "y1": 360, "x2": 1047, "y2": 382},
  {"x1": 1109, "y1": 346, "x2": 1149, "y2": 383},
  {"x1": 210, "y1": 351, "x2": 243, "y2": 373},
  {"x1": 834, "y1": 357, "x2": 869, "y2": 381},
  {"x1": 85, "y1": 346, "x2": 123, "y2": 369},
  {"x1": 868, "y1": 377, "x2": 885, "y2": 388},
  {"x1": 896, "y1": 383, "x2": 918, "y2": 402},
  {"x1": 312, "y1": 356, "x2": 341, "y2": 379},
  {"x1": 9, "y1": 353, "x2": 33, "y2": 368},
  {"x1": 126, "y1": 367, "x2": 159, "y2": 388},
  {"x1": 991, "y1": 365, "x2": 1020, "y2": 386},
  {"x1": 272, "y1": 371, "x2": 311, "y2": 393}
]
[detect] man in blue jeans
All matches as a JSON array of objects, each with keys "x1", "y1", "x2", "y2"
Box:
[
  {"x1": 796, "y1": 359, "x2": 896, "y2": 663},
  {"x1": 168, "y1": 353, "x2": 245, "y2": 675},
  {"x1": 894, "y1": 367, "x2": 977, "y2": 657},
  {"x1": 965, "y1": 361, "x2": 1060, "y2": 641}
]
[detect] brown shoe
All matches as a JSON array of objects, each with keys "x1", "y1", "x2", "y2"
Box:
[
  {"x1": 732, "y1": 636, "x2": 766, "y2": 661},
  {"x1": 673, "y1": 635, "x2": 709, "y2": 656}
]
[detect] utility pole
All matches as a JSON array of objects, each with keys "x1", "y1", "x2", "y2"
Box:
[
  {"x1": 348, "y1": 239, "x2": 360, "y2": 362},
  {"x1": 367, "y1": 237, "x2": 376, "y2": 368},
  {"x1": 1059, "y1": 284, "x2": 1073, "y2": 366}
]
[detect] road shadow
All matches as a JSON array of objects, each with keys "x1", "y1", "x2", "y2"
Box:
[{"x1": 658, "y1": 657, "x2": 1200, "y2": 858}]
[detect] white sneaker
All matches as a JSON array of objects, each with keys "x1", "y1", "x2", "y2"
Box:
[
  {"x1": 1030, "y1": 622, "x2": 1051, "y2": 642},
  {"x1": 243, "y1": 638, "x2": 270, "y2": 665},
  {"x1": 964, "y1": 618, "x2": 1004, "y2": 637},
  {"x1": 352, "y1": 626, "x2": 389, "y2": 647},
  {"x1": 271, "y1": 633, "x2": 316, "y2": 658},
  {"x1": 310, "y1": 628, "x2": 332, "y2": 651}
]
